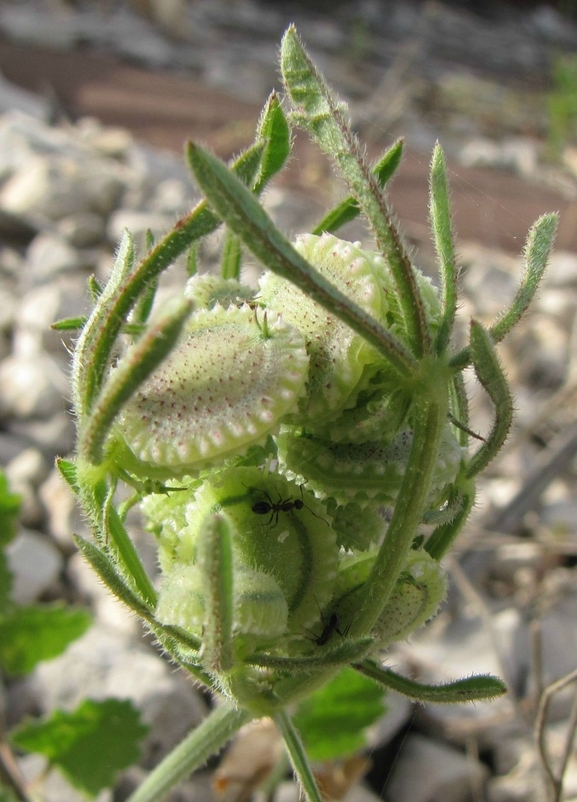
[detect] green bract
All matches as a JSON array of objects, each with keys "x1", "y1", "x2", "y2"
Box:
[{"x1": 64, "y1": 24, "x2": 557, "y2": 802}]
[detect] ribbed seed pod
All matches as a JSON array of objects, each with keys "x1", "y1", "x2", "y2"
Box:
[
  {"x1": 277, "y1": 427, "x2": 464, "y2": 507},
  {"x1": 258, "y1": 233, "x2": 387, "y2": 425}
]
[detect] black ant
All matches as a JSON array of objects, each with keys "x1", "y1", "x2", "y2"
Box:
[
  {"x1": 249, "y1": 484, "x2": 329, "y2": 531},
  {"x1": 311, "y1": 611, "x2": 344, "y2": 647},
  {"x1": 303, "y1": 598, "x2": 349, "y2": 649},
  {"x1": 251, "y1": 489, "x2": 301, "y2": 528}
]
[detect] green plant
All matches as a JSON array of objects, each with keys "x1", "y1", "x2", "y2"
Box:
[
  {"x1": 57, "y1": 25, "x2": 557, "y2": 802},
  {"x1": 547, "y1": 52, "x2": 577, "y2": 157},
  {"x1": 0, "y1": 471, "x2": 148, "y2": 800}
]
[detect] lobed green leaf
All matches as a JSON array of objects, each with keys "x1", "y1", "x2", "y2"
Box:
[
  {"x1": 0, "y1": 604, "x2": 92, "y2": 676},
  {"x1": 11, "y1": 698, "x2": 148, "y2": 797},
  {"x1": 0, "y1": 471, "x2": 21, "y2": 548},
  {"x1": 293, "y1": 667, "x2": 386, "y2": 761}
]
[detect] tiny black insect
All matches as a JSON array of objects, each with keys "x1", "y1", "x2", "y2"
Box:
[
  {"x1": 303, "y1": 597, "x2": 350, "y2": 649},
  {"x1": 312, "y1": 611, "x2": 343, "y2": 647},
  {"x1": 249, "y1": 484, "x2": 329, "y2": 531},
  {"x1": 250, "y1": 490, "x2": 301, "y2": 528}
]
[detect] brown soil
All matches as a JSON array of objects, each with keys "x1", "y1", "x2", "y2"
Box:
[{"x1": 1, "y1": 38, "x2": 576, "y2": 255}]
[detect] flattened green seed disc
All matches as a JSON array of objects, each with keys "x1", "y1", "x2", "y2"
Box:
[
  {"x1": 258, "y1": 233, "x2": 385, "y2": 423},
  {"x1": 305, "y1": 367, "x2": 412, "y2": 445},
  {"x1": 115, "y1": 304, "x2": 309, "y2": 478}
]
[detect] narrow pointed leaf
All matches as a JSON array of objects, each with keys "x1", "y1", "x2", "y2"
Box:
[
  {"x1": 490, "y1": 212, "x2": 558, "y2": 343},
  {"x1": 450, "y1": 213, "x2": 558, "y2": 369},
  {"x1": 253, "y1": 91, "x2": 291, "y2": 194},
  {"x1": 312, "y1": 138, "x2": 404, "y2": 235},
  {"x1": 51, "y1": 316, "x2": 87, "y2": 331},
  {"x1": 347, "y1": 390, "x2": 448, "y2": 638},
  {"x1": 246, "y1": 637, "x2": 373, "y2": 672},
  {"x1": 56, "y1": 458, "x2": 80, "y2": 496},
  {"x1": 102, "y1": 491, "x2": 158, "y2": 607},
  {"x1": 186, "y1": 142, "x2": 417, "y2": 378},
  {"x1": 466, "y1": 320, "x2": 513, "y2": 478},
  {"x1": 73, "y1": 229, "x2": 136, "y2": 416},
  {"x1": 220, "y1": 230, "x2": 243, "y2": 279},
  {"x1": 424, "y1": 484, "x2": 475, "y2": 560},
  {"x1": 197, "y1": 514, "x2": 235, "y2": 672},
  {"x1": 131, "y1": 276, "x2": 158, "y2": 329},
  {"x1": 281, "y1": 25, "x2": 430, "y2": 356},
  {"x1": 186, "y1": 241, "x2": 199, "y2": 276},
  {"x1": 75, "y1": 535, "x2": 203, "y2": 657},
  {"x1": 73, "y1": 535, "x2": 155, "y2": 620},
  {"x1": 355, "y1": 660, "x2": 507, "y2": 703},
  {"x1": 430, "y1": 143, "x2": 458, "y2": 354},
  {"x1": 88, "y1": 274, "x2": 104, "y2": 301},
  {"x1": 449, "y1": 372, "x2": 471, "y2": 447}
]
